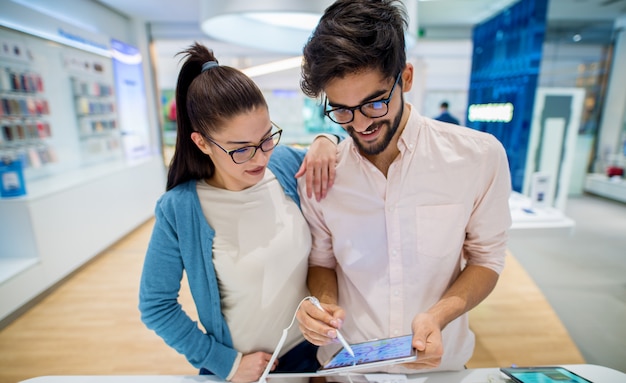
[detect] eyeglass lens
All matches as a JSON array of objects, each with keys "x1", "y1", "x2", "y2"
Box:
[
  {"x1": 231, "y1": 130, "x2": 281, "y2": 163},
  {"x1": 330, "y1": 101, "x2": 387, "y2": 123}
]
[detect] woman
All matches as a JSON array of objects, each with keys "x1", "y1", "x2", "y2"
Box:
[{"x1": 138, "y1": 43, "x2": 338, "y2": 382}]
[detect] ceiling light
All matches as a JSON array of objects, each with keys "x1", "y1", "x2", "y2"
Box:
[
  {"x1": 241, "y1": 56, "x2": 303, "y2": 78},
  {"x1": 200, "y1": 1, "x2": 333, "y2": 55}
]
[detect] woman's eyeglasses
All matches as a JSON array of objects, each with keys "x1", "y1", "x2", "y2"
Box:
[{"x1": 203, "y1": 123, "x2": 282, "y2": 164}]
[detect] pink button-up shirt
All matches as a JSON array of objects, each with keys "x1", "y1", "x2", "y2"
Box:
[{"x1": 298, "y1": 105, "x2": 511, "y2": 372}]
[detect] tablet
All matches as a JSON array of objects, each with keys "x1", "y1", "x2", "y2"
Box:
[
  {"x1": 500, "y1": 366, "x2": 593, "y2": 383},
  {"x1": 317, "y1": 334, "x2": 417, "y2": 375}
]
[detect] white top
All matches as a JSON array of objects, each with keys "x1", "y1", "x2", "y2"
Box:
[
  {"x1": 298, "y1": 105, "x2": 512, "y2": 372},
  {"x1": 197, "y1": 169, "x2": 311, "y2": 358}
]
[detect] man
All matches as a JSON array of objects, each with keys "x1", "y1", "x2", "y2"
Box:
[
  {"x1": 434, "y1": 101, "x2": 460, "y2": 125},
  {"x1": 295, "y1": 0, "x2": 512, "y2": 375}
]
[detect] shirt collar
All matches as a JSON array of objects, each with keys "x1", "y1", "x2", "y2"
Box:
[{"x1": 397, "y1": 103, "x2": 420, "y2": 154}]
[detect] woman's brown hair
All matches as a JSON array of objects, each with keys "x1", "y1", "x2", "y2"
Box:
[{"x1": 166, "y1": 43, "x2": 267, "y2": 190}]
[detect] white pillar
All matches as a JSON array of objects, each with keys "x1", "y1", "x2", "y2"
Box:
[{"x1": 596, "y1": 16, "x2": 626, "y2": 171}]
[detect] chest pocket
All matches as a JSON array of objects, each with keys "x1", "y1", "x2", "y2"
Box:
[{"x1": 415, "y1": 204, "x2": 466, "y2": 258}]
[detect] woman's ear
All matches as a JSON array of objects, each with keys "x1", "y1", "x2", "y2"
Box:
[{"x1": 191, "y1": 132, "x2": 212, "y2": 155}]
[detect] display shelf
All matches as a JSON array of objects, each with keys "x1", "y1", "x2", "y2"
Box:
[
  {"x1": 0, "y1": 257, "x2": 38, "y2": 284},
  {"x1": 69, "y1": 75, "x2": 121, "y2": 165},
  {"x1": 0, "y1": 0, "x2": 166, "y2": 325},
  {"x1": 0, "y1": 65, "x2": 54, "y2": 172},
  {"x1": 584, "y1": 173, "x2": 626, "y2": 203},
  {"x1": 509, "y1": 192, "x2": 575, "y2": 236}
]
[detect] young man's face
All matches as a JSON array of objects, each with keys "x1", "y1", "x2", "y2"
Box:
[{"x1": 323, "y1": 68, "x2": 409, "y2": 156}]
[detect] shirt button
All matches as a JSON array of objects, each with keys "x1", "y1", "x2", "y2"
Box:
[{"x1": 393, "y1": 329, "x2": 399, "y2": 335}]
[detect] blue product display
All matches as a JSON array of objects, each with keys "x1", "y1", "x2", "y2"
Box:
[
  {"x1": 467, "y1": 0, "x2": 548, "y2": 192},
  {"x1": 0, "y1": 157, "x2": 27, "y2": 197}
]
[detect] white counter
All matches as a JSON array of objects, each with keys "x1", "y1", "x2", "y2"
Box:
[
  {"x1": 17, "y1": 364, "x2": 626, "y2": 383},
  {"x1": 585, "y1": 173, "x2": 626, "y2": 204},
  {"x1": 0, "y1": 157, "x2": 166, "y2": 323}
]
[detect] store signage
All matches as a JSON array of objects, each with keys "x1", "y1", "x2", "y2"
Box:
[
  {"x1": 0, "y1": 157, "x2": 27, "y2": 198},
  {"x1": 468, "y1": 102, "x2": 514, "y2": 123}
]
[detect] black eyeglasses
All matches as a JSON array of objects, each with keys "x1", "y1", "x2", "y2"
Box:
[
  {"x1": 324, "y1": 72, "x2": 402, "y2": 124},
  {"x1": 203, "y1": 123, "x2": 282, "y2": 164}
]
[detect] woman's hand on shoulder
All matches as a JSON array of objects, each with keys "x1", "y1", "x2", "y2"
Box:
[
  {"x1": 230, "y1": 351, "x2": 276, "y2": 383},
  {"x1": 295, "y1": 135, "x2": 338, "y2": 201}
]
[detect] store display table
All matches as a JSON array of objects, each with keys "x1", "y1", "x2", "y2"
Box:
[
  {"x1": 509, "y1": 192, "x2": 575, "y2": 236},
  {"x1": 18, "y1": 364, "x2": 626, "y2": 383},
  {"x1": 585, "y1": 173, "x2": 626, "y2": 204}
]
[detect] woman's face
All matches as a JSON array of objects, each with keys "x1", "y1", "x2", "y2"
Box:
[{"x1": 193, "y1": 107, "x2": 276, "y2": 191}]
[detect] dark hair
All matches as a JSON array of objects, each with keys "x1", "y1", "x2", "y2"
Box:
[
  {"x1": 167, "y1": 42, "x2": 267, "y2": 190},
  {"x1": 301, "y1": 0, "x2": 408, "y2": 98},
  {"x1": 441, "y1": 101, "x2": 449, "y2": 108}
]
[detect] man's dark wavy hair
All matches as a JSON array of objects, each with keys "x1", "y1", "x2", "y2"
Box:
[{"x1": 301, "y1": 0, "x2": 408, "y2": 98}]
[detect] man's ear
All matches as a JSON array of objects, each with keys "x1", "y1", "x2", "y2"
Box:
[
  {"x1": 401, "y1": 63, "x2": 414, "y2": 93},
  {"x1": 191, "y1": 132, "x2": 212, "y2": 155}
]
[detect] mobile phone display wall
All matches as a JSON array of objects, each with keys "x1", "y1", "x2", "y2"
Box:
[{"x1": 0, "y1": 61, "x2": 54, "y2": 171}]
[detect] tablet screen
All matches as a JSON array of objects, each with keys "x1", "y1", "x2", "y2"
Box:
[
  {"x1": 319, "y1": 334, "x2": 416, "y2": 373},
  {"x1": 500, "y1": 367, "x2": 593, "y2": 383}
]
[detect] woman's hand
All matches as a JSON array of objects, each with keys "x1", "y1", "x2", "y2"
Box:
[
  {"x1": 295, "y1": 135, "x2": 338, "y2": 201},
  {"x1": 296, "y1": 299, "x2": 346, "y2": 346},
  {"x1": 230, "y1": 351, "x2": 277, "y2": 383}
]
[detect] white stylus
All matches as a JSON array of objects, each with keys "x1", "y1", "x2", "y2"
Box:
[{"x1": 309, "y1": 297, "x2": 355, "y2": 357}]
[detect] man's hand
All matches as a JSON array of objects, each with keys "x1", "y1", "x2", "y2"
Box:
[
  {"x1": 296, "y1": 299, "x2": 346, "y2": 346},
  {"x1": 295, "y1": 136, "x2": 337, "y2": 201},
  {"x1": 230, "y1": 351, "x2": 277, "y2": 383},
  {"x1": 402, "y1": 312, "x2": 444, "y2": 370}
]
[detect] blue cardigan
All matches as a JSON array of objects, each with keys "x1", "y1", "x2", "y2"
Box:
[{"x1": 138, "y1": 145, "x2": 305, "y2": 379}]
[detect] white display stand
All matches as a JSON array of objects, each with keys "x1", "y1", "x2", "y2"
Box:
[
  {"x1": 509, "y1": 192, "x2": 575, "y2": 237},
  {"x1": 0, "y1": 159, "x2": 165, "y2": 322},
  {"x1": 585, "y1": 173, "x2": 626, "y2": 203},
  {"x1": 523, "y1": 87, "x2": 585, "y2": 211},
  {"x1": 0, "y1": 157, "x2": 165, "y2": 323}
]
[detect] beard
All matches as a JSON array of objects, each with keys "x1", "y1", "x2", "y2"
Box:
[{"x1": 347, "y1": 99, "x2": 404, "y2": 156}]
